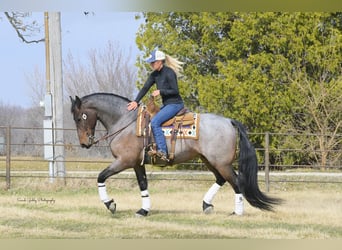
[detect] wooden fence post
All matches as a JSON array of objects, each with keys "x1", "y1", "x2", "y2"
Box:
[
  {"x1": 6, "y1": 126, "x2": 11, "y2": 190},
  {"x1": 265, "y1": 132, "x2": 270, "y2": 192}
]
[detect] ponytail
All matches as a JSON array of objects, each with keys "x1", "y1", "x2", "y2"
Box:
[{"x1": 164, "y1": 54, "x2": 184, "y2": 77}]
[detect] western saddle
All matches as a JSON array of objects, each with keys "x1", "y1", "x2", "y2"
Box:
[{"x1": 139, "y1": 95, "x2": 196, "y2": 163}]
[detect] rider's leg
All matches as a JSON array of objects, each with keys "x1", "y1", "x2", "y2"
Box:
[{"x1": 150, "y1": 103, "x2": 184, "y2": 157}]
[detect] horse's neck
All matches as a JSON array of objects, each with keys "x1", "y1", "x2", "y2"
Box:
[{"x1": 96, "y1": 101, "x2": 136, "y2": 132}]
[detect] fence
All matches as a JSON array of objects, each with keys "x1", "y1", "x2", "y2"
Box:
[{"x1": 1, "y1": 126, "x2": 341, "y2": 190}]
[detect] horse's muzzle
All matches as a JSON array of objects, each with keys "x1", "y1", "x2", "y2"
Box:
[
  {"x1": 81, "y1": 143, "x2": 91, "y2": 149},
  {"x1": 80, "y1": 135, "x2": 95, "y2": 149}
]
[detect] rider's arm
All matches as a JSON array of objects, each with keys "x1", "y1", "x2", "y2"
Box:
[{"x1": 134, "y1": 74, "x2": 155, "y2": 103}]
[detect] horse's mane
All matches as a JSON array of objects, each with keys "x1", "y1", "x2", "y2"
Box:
[{"x1": 81, "y1": 92, "x2": 131, "y2": 104}]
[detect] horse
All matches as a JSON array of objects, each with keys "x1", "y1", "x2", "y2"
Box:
[{"x1": 70, "y1": 92, "x2": 281, "y2": 217}]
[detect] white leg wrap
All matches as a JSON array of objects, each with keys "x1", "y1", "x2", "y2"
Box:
[
  {"x1": 203, "y1": 183, "x2": 221, "y2": 204},
  {"x1": 234, "y1": 193, "x2": 244, "y2": 215},
  {"x1": 98, "y1": 183, "x2": 110, "y2": 203},
  {"x1": 141, "y1": 190, "x2": 151, "y2": 211}
]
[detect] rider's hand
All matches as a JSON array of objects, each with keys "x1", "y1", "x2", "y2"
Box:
[{"x1": 127, "y1": 101, "x2": 138, "y2": 111}]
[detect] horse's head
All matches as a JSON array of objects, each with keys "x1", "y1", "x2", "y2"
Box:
[{"x1": 70, "y1": 96, "x2": 98, "y2": 148}]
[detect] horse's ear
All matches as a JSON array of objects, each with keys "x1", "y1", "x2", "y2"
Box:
[
  {"x1": 70, "y1": 95, "x2": 82, "y2": 112},
  {"x1": 75, "y1": 96, "x2": 82, "y2": 109}
]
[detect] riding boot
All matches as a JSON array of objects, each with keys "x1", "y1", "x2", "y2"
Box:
[
  {"x1": 156, "y1": 151, "x2": 169, "y2": 162},
  {"x1": 147, "y1": 149, "x2": 169, "y2": 162}
]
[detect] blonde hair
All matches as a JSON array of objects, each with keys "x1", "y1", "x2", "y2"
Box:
[{"x1": 164, "y1": 54, "x2": 184, "y2": 77}]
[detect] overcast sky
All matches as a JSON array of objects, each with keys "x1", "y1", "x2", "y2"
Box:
[{"x1": 0, "y1": 12, "x2": 142, "y2": 108}]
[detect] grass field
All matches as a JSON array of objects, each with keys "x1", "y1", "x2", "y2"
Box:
[{"x1": 0, "y1": 171, "x2": 341, "y2": 239}]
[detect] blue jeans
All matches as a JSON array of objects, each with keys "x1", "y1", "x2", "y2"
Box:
[{"x1": 151, "y1": 103, "x2": 184, "y2": 154}]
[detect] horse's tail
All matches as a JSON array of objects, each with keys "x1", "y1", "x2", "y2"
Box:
[{"x1": 231, "y1": 119, "x2": 282, "y2": 211}]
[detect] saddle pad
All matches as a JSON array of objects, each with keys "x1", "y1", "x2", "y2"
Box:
[
  {"x1": 162, "y1": 112, "x2": 199, "y2": 139},
  {"x1": 136, "y1": 106, "x2": 200, "y2": 140},
  {"x1": 136, "y1": 105, "x2": 148, "y2": 137}
]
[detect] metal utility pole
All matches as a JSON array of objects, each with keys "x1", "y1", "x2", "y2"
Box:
[{"x1": 43, "y1": 12, "x2": 65, "y2": 183}]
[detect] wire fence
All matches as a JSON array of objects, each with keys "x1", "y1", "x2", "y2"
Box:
[{"x1": 1, "y1": 126, "x2": 341, "y2": 190}]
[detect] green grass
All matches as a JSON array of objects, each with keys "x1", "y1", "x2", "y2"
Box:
[
  {"x1": 0, "y1": 176, "x2": 341, "y2": 239},
  {"x1": 1, "y1": 156, "x2": 341, "y2": 239}
]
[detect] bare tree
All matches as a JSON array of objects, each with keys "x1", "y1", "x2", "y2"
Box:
[
  {"x1": 285, "y1": 58, "x2": 342, "y2": 169},
  {"x1": 64, "y1": 40, "x2": 137, "y2": 99},
  {"x1": 291, "y1": 78, "x2": 342, "y2": 169},
  {"x1": 25, "y1": 66, "x2": 46, "y2": 107},
  {"x1": 4, "y1": 12, "x2": 44, "y2": 44},
  {"x1": 0, "y1": 102, "x2": 26, "y2": 127}
]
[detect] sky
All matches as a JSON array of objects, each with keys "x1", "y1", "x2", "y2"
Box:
[{"x1": 0, "y1": 12, "x2": 142, "y2": 108}]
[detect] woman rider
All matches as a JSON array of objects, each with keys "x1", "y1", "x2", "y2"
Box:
[{"x1": 127, "y1": 49, "x2": 184, "y2": 161}]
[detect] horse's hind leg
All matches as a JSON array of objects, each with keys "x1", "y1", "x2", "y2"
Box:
[
  {"x1": 134, "y1": 165, "x2": 150, "y2": 217},
  {"x1": 203, "y1": 175, "x2": 226, "y2": 214},
  {"x1": 202, "y1": 158, "x2": 244, "y2": 215},
  {"x1": 216, "y1": 165, "x2": 244, "y2": 215}
]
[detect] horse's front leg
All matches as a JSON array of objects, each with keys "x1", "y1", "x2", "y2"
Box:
[
  {"x1": 97, "y1": 161, "x2": 125, "y2": 214},
  {"x1": 134, "y1": 164, "x2": 150, "y2": 217}
]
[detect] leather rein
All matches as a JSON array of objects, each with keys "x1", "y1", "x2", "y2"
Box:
[
  {"x1": 92, "y1": 119, "x2": 135, "y2": 145},
  {"x1": 91, "y1": 108, "x2": 142, "y2": 145}
]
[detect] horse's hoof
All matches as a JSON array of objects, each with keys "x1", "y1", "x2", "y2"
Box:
[
  {"x1": 104, "y1": 199, "x2": 116, "y2": 214},
  {"x1": 202, "y1": 201, "x2": 214, "y2": 214},
  {"x1": 135, "y1": 208, "x2": 149, "y2": 217},
  {"x1": 229, "y1": 211, "x2": 243, "y2": 216}
]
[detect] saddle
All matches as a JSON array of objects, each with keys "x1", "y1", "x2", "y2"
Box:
[
  {"x1": 161, "y1": 108, "x2": 194, "y2": 127},
  {"x1": 145, "y1": 95, "x2": 194, "y2": 126},
  {"x1": 136, "y1": 96, "x2": 199, "y2": 164}
]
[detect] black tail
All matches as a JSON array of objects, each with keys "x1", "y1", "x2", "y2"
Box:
[{"x1": 231, "y1": 119, "x2": 282, "y2": 211}]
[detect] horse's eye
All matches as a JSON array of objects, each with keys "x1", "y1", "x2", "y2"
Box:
[{"x1": 82, "y1": 113, "x2": 87, "y2": 120}]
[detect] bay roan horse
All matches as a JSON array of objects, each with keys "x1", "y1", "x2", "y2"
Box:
[{"x1": 70, "y1": 93, "x2": 281, "y2": 217}]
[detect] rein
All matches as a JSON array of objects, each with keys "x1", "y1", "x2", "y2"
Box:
[
  {"x1": 93, "y1": 119, "x2": 136, "y2": 145},
  {"x1": 92, "y1": 108, "x2": 142, "y2": 145}
]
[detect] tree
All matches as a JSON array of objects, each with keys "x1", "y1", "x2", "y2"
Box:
[
  {"x1": 27, "y1": 40, "x2": 138, "y2": 108},
  {"x1": 283, "y1": 13, "x2": 342, "y2": 168},
  {"x1": 135, "y1": 12, "x2": 294, "y2": 129},
  {"x1": 64, "y1": 41, "x2": 137, "y2": 100},
  {"x1": 136, "y1": 12, "x2": 342, "y2": 168},
  {"x1": 287, "y1": 77, "x2": 342, "y2": 169},
  {"x1": 0, "y1": 102, "x2": 26, "y2": 127},
  {"x1": 135, "y1": 12, "x2": 235, "y2": 109},
  {"x1": 3, "y1": 12, "x2": 44, "y2": 43},
  {"x1": 0, "y1": 102, "x2": 43, "y2": 156},
  {"x1": 25, "y1": 66, "x2": 46, "y2": 107}
]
